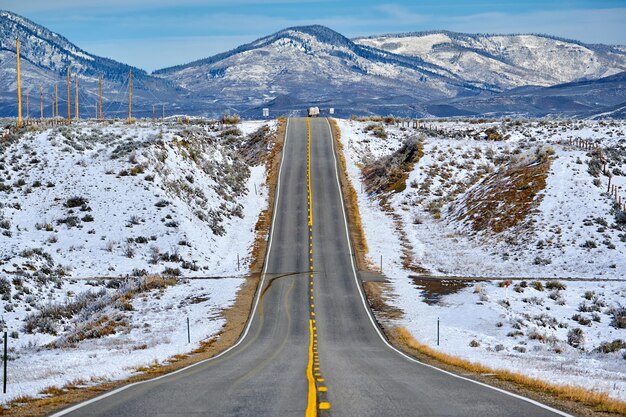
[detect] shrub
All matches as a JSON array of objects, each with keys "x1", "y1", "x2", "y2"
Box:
[
  {"x1": 65, "y1": 196, "x2": 88, "y2": 208},
  {"x1": 222, "y1": 114, "x2": 240, "y2": 125},
  {"x1": 0, "y1": 219, "x2": 10, "y2": 230},
  {"x1": 57, "y1": 216, "x2": 81, "y2": 228},
  {"x1": 597, "y1": 339, "x2": 626, "y2": 354},
  {"x1": 578, "y1": 302, "x2": 601, "y2": 313},
  {"x1": 572, "y1": 314, "x2": 591, "y2": 326},
  {"x1": 82, "y1": 214, "x2": 94, "y2": 222},
  {"x1": 580, "y1": 240, "x2": 597, "y2": 249},
  {"x1": 522, "y1": 297, "x2": 543, "y2": 305},
  {"x1": 611, "y1": 307, "x2": 626, "y2": 329},
  {"x1": 533, "y1": 256, "x2": 551, "y2": 265},
  {"x1": 546, "y1": 280, "x2": 566, "y2": 291},
  {"x1": 567, "y1": 328, "x2": 584, "y2": 348},
  {"x1": 0, "y1": 277, "x2": 10, "y2": 297},
  {"x1": 469, "y1": 340, "x2": 480, "y2": 347},
  {"x1": 163, "y1": 267, "x2": 181, "y2": 276},
  {"x1": 531, "y1": 281, "x2": 544, "y2": 291},
  {"x1": 124, "y1": 244, "x2": 135, "y2": 259}
]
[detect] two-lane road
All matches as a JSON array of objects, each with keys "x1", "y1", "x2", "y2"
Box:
[{"x1": 51, "y1": 118, "x2": 570, "y2": 417}]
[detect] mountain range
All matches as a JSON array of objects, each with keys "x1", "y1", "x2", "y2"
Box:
[{"x1": 1, "y1": 10, "x2": 625, "y2": 119}]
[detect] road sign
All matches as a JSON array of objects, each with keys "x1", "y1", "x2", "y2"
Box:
[
  {"x1": 262, "y1": 108, "x2": 269, "y2": 117},
  {"x1": 329, "y1": 108, "x2": 335, "y2": 115}
]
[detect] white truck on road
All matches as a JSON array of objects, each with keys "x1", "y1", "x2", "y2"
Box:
[{"x1": 307, "y1": 107, "x2": 320, "y2": 117}]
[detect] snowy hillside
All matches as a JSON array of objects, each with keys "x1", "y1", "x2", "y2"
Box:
[
  {"x1": 355, "y1": 31, "x2": 626, "y2": 90},
  {"x1": 0, "y1": 119, "x2": 275, "y2": 404},
  {"x1": 0, "y1": 11, "x2": 187, "y2": 118},
  {"x1": 337, "y1": 117, "x2": 626, "y2": 400},
  {"x1": 153, "y1": 25, "x2": 484, "y2": 116}
]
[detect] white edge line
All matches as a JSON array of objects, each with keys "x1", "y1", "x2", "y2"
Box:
[
  {"x1": 49, "y1": 119, "x2": 292, "y2": 417},
  {"x1": 324, "y1": 118, "x2": 573, "y2": 417}
]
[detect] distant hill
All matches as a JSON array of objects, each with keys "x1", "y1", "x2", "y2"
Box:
[
  {"x1": 354, "y1": 31, "x2": 626, "y2": 90},
  {"x1": 1, "y1": 11, "x2": 626, "y2": 118},
  {"x1": 0, "y1": 10, "x2": 187, "y2": 118}
]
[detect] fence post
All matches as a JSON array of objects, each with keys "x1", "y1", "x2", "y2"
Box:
[
  {"x1": 3, "y1": 331, "x2": 7, "y2": 394},
  {"x1": 437, "y1": 318, "x2": 440, "y2": 346},
  {"x1": 187, "y1": 317, "x2": 190, "y2": 344}
]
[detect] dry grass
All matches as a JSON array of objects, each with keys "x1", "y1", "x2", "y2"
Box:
[
  {"x1": 250, "y1": 117, "x2": 285, "y2": 273},
  {"x1": 363, "y1": 282, "x2": 403, "y2": 321},
  {"x1": 0, "y1": 119, "x2": 289, "y2": 417},
  {"x1": 392, "y1": 326, "x2": 626, "y2": 416},
  {"x1": 329, "y1": 118, "x2": 371, "y2": 270},
  {"x1": 453, "y1": 150, "x2": 553, "y2": 234}
]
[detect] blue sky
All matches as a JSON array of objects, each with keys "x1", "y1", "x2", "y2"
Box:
[{"x1": 4, "y1": 0, "x2": 626, "y2": 72}]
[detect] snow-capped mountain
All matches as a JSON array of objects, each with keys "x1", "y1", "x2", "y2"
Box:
[
  {"x1": 0, "y1": 10, "x2": 186, "y2": 118},
  {"x1": 153, "y1": 25, "x2": 490, "y2": 117},
  {"x1": 354, "y1": 31, "x2": 626, "y2": 90},
  {"x1": 1, "y1": 10, "x2": 626, "y2": 118}
]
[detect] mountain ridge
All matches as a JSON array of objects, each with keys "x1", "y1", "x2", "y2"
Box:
[{"x1": 1, "y1": 10, "x2": 626, "y2": 118}]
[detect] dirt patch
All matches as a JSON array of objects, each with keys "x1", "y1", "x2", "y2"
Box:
[
  {"x1": 452, "y1": 147, "x2": 553, "y2": 234},
  {"x1": 411, "y1": 277, "x2": 479, "y2": 305},
  {"x1": 1, "y1": 119, "x2": 287, "y2": 417}
]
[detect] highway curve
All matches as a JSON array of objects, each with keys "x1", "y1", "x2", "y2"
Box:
[{"x1": 49, "y1": 118, "x2": 570, "y2": 417}]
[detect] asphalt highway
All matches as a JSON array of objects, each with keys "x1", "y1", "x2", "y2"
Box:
[{"x1": 50, "y1": 118, "x2": 570, "y2": 417}]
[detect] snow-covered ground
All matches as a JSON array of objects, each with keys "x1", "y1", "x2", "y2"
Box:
[
  {"x1": 0, "y1": 119, "x2": 274, "y2": 404},
  {"x1": 337, "y1": 117, "x2": 626, "y2": 400}
]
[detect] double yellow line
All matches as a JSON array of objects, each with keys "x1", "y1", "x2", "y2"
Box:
[
  {"x1": 305, "y1": 118, "x2": 330, "y2": 417},
  {"x1": 307, "y1": 117, "x2": 313, "y2": 227}
]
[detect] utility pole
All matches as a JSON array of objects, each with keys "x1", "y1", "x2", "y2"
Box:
[
  {"x1": 128, "y1": 69, "x2": 132, "y2": 124},
  {"x1": 16, "y1": 38, "x2": 22, "y2": 128},
  {"x1": 99, "y1": 75, "x2": 103, "y2": 121},
  {"x1": 162, "y1": 104, "x2": 164, "y2": 121},
  {"x1": 55, "y1": 83, "x2": 58, "y2": 118},
  {"x1": 75, "y1": 76, "x2": 79, "y2": 120},
  {"x1": 66, "y1": 67, "x2": 71, "y2": 124},
  {"x1": 40, "y1": 86, "x2": 43, "y2": 120}
]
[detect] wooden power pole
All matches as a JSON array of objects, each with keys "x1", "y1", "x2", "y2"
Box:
[
  {"x1": 99, "y1": 75, "x2": 103, "y2": 121},
  {"x1": 16, "y1": 38, "x2": 22, "y2": 128},
  {"x1": 128, "y1": 69, "x2": 133, "y2": 124},
  {"x1": 75, "y1": 76, "x2": 79, "y2": 120},
  {"x1": 39, "y1": 86, "x2": 43, "y2": 119},
  {"x1": 55, "y1": 83, "x2": 59, "y2": 118},
  {"x1": 66, "y1": 67, "x2": 71, "y2": 124}
]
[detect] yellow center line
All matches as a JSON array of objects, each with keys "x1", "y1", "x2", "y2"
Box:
[
  {"x1": 305, "y1": 117, "x2": 331, "y2": 415},
  {"x1": 305, "y1": 319, "x2": 317, "y2": 417}
]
